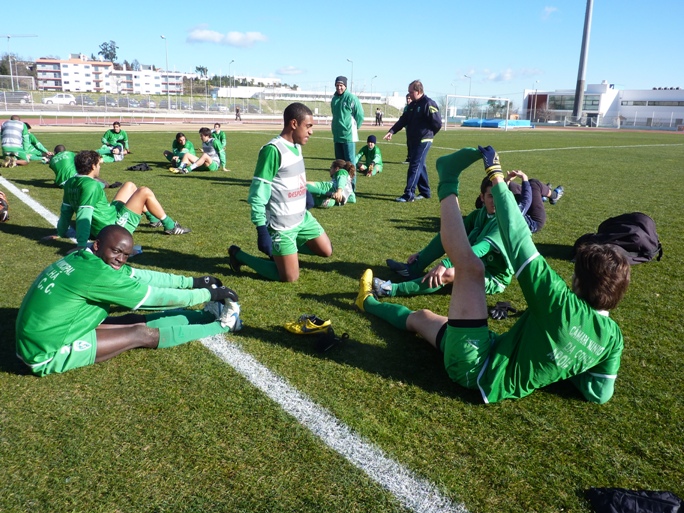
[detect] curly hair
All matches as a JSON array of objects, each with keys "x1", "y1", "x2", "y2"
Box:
[
  {"x1": 331, "y1": 159, "x2": 356, "y2": 181},
  {"x1": 574, "y1": 243, "x2": 631, "y2": 310}
]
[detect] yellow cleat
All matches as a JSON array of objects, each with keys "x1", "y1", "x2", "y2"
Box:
[
  {"x1": 356, "y1": 269, "x2": 373, "y2": 312},
  {"x1": 284, "y1": 314, "x2": 332, "y2": 335}
]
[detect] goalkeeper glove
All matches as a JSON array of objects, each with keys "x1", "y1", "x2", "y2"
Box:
[
  {"x1": 478, "y1": 145, "x2": 504, "y2": 181},
  {"x1": 209, "y1": 286, "x2": 239, "y2": 303},
  {"x1": 256, "y1": 225, "x2": 273, "y2": 257},
  {"x1": 192, "y1": 276, "x2": 223, "y2": 289}
]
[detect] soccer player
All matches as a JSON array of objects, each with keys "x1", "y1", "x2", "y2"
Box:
[
  {"x1": 99, "y1": 121, "x2": 130, "y2": 155},
  {"x1": 212, "y1": 123, "x2": 229, "y2": 171},
  {"x1": 55, "y1": 150, "x2": 190, "y2": 249},
  {"x1": 170, "y1": 127, "x2": 226, "y2": 174},
  {"x1": 377, "y1": 175, "x2": 513, "y2": 299},
  {"x1": 384, "y1": 81, "x2": 442, "y2": 202},
  {"x1": 16, "y1": 225, "x2": 240, "y2": 377},
  {"x1": 356, "y1": 146, "x2": 630, "y2": 404},
  {"x1": 24, "y1": 123, "x2": 52, "y2": 162},
  {"x1": 228, "y1": 102, "x2": 333, "y2": 282},
  {"x1": 1, "y1": 115, "x2": 30, "y2": 167},
  {"x1": 163, "y1": 132, "x2": 196, "y2": 167},
  {"x1": 47, "y1": 145, "x2": 121, "y2": 190},
  {"x1": 355, "y1": 135, "x2": 383, "y2": 176},
  {"x1": 331, "y1": 76, "x2": 364, "y2": 163},
  {"x1": 306, "y1": 159, "x2": 356, "y2": 208}
]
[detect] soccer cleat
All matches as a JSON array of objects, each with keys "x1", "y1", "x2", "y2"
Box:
[
  {"x1": 373, "y1": 277, "x2": 392, "y2": 297},
  {"x1": 284, "y1": 314, "x2": 332, "y2": 335},
  {"x1": 395, "y1": 196, "x2": 413, "y2": 203},
  {"x1": 356, "y1": 269, "x2": 374, "y2": 311},
  {"x1": 227, "y1": 245, "x2": 242, "y2": 273},
  {"x1": 550, "y1": 185, "x2": 564, "y2": 205},
  {"x1": 169, "y1": 166, "x2": 189, "y2": 174},
  {"x1": 204, "y1": 300, "x2": 243, "y2": 331},
  {"x1": 403, "y1": 158, "x2": 410, "y2": 164},
  {"x1": 415, "y1": 194, "x2": 430, "y2": 200},
  {"x1": 386, "y1": 259, "x2": 410, "y2": 278},
  {"x1": 164, "y1": 223, "x2": 191, "y2": 235},
  {"x1": 149, "y1": 221, "x2": 163, "y2": 228}
]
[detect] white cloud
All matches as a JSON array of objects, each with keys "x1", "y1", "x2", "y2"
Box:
[
  {"x1": 277, "y1": 66, "x2": 304, "y2": 76},
  {"x1": 187, "y1": 26, "x2": 267, "y2": 48},
  {"x1": 484, "y1": 68, "x2": 515, "y2": 82},
  {"x1": 542, "y1": 6, "x2": 558, "y2": 20}
]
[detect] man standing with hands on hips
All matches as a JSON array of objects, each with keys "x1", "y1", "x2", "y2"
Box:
[
  {"x1": 384, "y1": 80, "x2": 442, "y2": 202},
  {"x1": 331, "y1": 76, "x2": 364, "y2": 165}
]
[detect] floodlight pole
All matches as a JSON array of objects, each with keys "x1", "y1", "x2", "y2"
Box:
[
  {"x1": 4, "y1": 34, "x2": 37, "y2": 91},
  {"x1": 464, "y1": 74, "x2": 472, "y2": 117},
  {"x1": 370, "y1": 75, "x2": 377, "y2": 116},
  {"x1": 346, "y1": 58, "x2": 354, "y2": 94},
  {"x1": 160, "y1": 35, "x2": 170, "y2": 111},
  {"x1": 532, "y1": 80, "x2": 539, "y2": 122},
  {"x1": 572, "y1": 0, "x2": 594, "y2": 121},
  {"x1": 229, "y1": 59, "x2": 234, "y2": 112}
]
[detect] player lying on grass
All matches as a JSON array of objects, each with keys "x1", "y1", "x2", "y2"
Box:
[
  {"x1": 306, "y1": 159, "x2": 356, "y2": 208},
  {"x1": 170, "y1": 127, "x2": 226, "y2": 174},
  {"x1": 47, "y1": 145, "x2": 121, "y2": 189},
  {"x1": 377, "y1": 172, "x2": 513, "y2": 299},
  {"x1": 17, "y1": 225, "x2": 241, "y2": 377},
  {"x1": 356, "y1": 145, "x2": 630, "y2": 404},
  {"x1": 228, "y1": 102, "x2": 332, "y2": 282},
  {"x1": 163, "y1": 132, "x2": 196, "y2": 167},
  {"x1": 50, "y1": 150, "x2": 190, "y2": 249}
]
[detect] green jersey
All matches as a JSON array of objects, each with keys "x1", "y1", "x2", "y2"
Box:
[
  {"x1": 49, "y1": 151, "x2": 78, "y2": 187},
  {"x1": 101, "y1": 128, "x2": 129, "y2": 150},
  {"x1": 331, "y1": 89, "x2": 364, "y2": 143},
  {"x1": 28, "y1": 133, "x2": 48, "y2": 156},
  {"x1": 355, "y1": 144, "x2": 383, "y2": 170},
  {"x1": 1, "y1": 119, "x2": 29, "y2": 152},
  {"x1": 16, "y1": 249, "x2": 210, "y2": 369},
  {"x1": 248, "y1": 136, "x2": 306, "y2": 231},
  {"x1": 172, "y1": 138, "x2": 196, "y2": 158},
  {"x1": 462, "y1": 207, "x2": 513, "y2": 290},
  {"x1": 477, "y1": 182, "x2": 624, "y2": 404},
  {"x1": 212, "y1": 129, "x2": 226, "y2": 148},
  {"x1": 57, "y1": 175, "x2": 118, "y2": 247}
]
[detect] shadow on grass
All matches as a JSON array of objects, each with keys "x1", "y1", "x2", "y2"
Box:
[
  {"x1": 7, "y1": 177, "x2": 55, "y2": 189},
  {"x1": 386, "y1": 215, "x2": 440, "y2": 234},
  {"x1": 536, "y1": 243, "x2": 575, "y2": 261},
  {"x1": 0, "y1": 308, "x2": 31, "y2": 375},
  {"x1": 164, "y1": 173, "x2": 252, "y2": 187},
  {"x1": 1, "y1": 221, "x2": 76, "y2": 253}
]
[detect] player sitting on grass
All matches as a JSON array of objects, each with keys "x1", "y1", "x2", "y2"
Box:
[
  {"x1": 52, "y1": 150, "x2": 190, "y2": 249},
  {"x1": 228, "y1": 102, "x2": 333, "y2": 282},
  {"x1": 98, "y1": 121, "x2": 130, "y2": 158},
  {"x1": 377, "y1": 173, "x2": 513, "y2": 300},
  {"x1": 17, "y1": 225, "x2": 240, "y2": 377},
  {"x1": 47, "y1": 145, "x2": 121, "y2": 189},
  {"x1": 212, "y1": 123, "x2": 229, "y2": 172},
  {"x1": 170, "y1": 127, "x2": 226, "y2": 174},
  {"x1": 355, "y1": 135, "x2": 383, "y2": 177},
  {"x1": 306, "y1": 159, "x2": 356, "y2": 208},
  {"x1": 356, "y1": 145, "x2": 630, "y2": 404},
  {"x1": 163, "y1": 132, "x2": 196, "y2": 168}
]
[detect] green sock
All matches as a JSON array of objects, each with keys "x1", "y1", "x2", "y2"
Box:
[
  {"x1": 145, "y1": 211, "x2": 161, "y2": 224},
  {"x1": 161, "y1": 215, "x2": 176, "y2": 231},
  {"x1": 146, "y1": 310, "x2": 215, "y2": 328},
  {"x1": 436, "y1": 147, "x2": 481, "y2": 201},
  {"x1": 235, "y1": 249, "x2": 281, "y2": 281},
  {"x1": 409, "y1": 233, "x2": 445, "y2": 276},
  {"x1": 157, "y1": 322, "x2": 228, "y2": 349},
  {"x1": 393, "y1": 278, "x2": 444, "y2": 297},
  {"x1": 363, "y1": 296, "x2": 413, "y2": 331}
]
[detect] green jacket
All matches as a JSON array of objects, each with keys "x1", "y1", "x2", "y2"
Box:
[{"x1": 331, "y1": 90, "x2": 364, "y2": 143}]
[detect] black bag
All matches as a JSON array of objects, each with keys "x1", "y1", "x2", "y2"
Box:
[
  {"x1": 573, "y1": 212, "x2": 663, "y2": 265},
  {"x1": 586, "y1": 487, "x2": 682, "y2": 513},
  {"x1": 126, "y1": 162, "x2": 151, "y2": 171}
]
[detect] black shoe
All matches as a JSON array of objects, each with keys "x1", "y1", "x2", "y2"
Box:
[
  {"x1": 386, "y1": 259, "x2": 410, "y2": 278},
  {"x1": 228, "y1": 245, "x2": 242, "y2": 273}
]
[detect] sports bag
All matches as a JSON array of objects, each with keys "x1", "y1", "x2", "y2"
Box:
[{"x1": 573, "y1": 212, "x2": 662, "y2": 265}]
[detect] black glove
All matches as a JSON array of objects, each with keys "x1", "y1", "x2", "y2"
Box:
[
  {"x1": 256, "y1": 225, "x2": 272, "y2": 257},
  {"x1": 209, "y1": 286, "x2": 239, "y2": 303},
  {"x1": 489, "y1": 301, "x2": 517, "y2": 320},
  {"x1": 478, "y1": 145, "x2": 502, "y2": 180},
  {"x1": 193, "y1": 276, "x2": 223, "y2": 289},
  {"x1": 108, "y1": 181, "x2": 123, "y2": 189}
]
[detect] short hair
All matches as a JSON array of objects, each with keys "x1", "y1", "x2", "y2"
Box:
[
  {"x1": 97, "y1": 224, "x2": 133, "y2": 249},
  {"x1": 480, "y1": 176, "x2": 493, "y2": 195},
  {"x1": 214, "y1": 123, "x2": 221, "y2": 128},
  {"x1": 175, "y1": 132, "x2": 186, "y2": 142},
  {"x1": 112, "y1": 121, "x2": 121, "y2": 127},
  {"x1": 54, "y1": 144, "x2": 66, "y2": 154},
  {"x1": 10, "y1": 115, "x2": 20, "y2": 121},
  {"x1": 198, "y1": 127, "x2": 212, "y2": 137},
  {"x1": 574, "y1": 243, "x2": 630, "y2": 310},
  {"x1": 75, "y1": 150, "x2": 102, "y2": 175},
  {"x1": 408, "y1": 80, "x2": 424, "y2": 94},
  {"x1": 284, "y1": 102, "x2": 313, "y2": 125}
]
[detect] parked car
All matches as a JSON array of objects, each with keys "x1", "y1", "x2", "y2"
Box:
[
  {"x1": 209, "y1": 103, "x2": 227, "y2": 112},
  {"x1": 193, "y1": 101, "x2": 207, "y2": 111},
  {"x1": 247, "y1": 104, "x2": 260, "y2": 113},
  {"x1": 139, "y1": 99, "x2": 156, "y2": 108},
  {"x1": 179, "y1": 101, "x2": 192, "y2": 110},
  {"x1": 42, "y1": 93, "x2": 76, "y2": 105},
  {"x1": 74, "y1": 95, "x2": 96, "y2": 106},
  {"x1": 158, "y1": 100, "x2": 177, "y2": 110},
  {"x1": 0, "y1": 90, "x2": 33, "y2": 104},
  {"x1": 97, "y1": 96, "x2": 118, "y2": 107},
  {"x1": 118, "y1": 97, "x2": 140, "y2": 108}
]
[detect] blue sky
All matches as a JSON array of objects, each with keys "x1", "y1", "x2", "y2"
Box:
[{"x1": 4, "y1": 0, "x2": 683, "y2": 108}]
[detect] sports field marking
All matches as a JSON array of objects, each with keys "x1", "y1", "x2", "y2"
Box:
[
  {"x1": 430, "y1": 142, "x2": 684, "y2": 153},
  {"x1": 2, "y1": 175, "x2": 468, "y2": 513}
]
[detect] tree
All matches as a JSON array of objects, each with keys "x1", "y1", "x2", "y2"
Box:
[
  {"x1": 195, "y1": 66, "x2": 208, "y2": 78},
  {"x1": 131, "y1": 59, "x2": 141, "y2": 71},
  {"x1": 98, "y1": 41, "x2": 118, "y2": 62}
]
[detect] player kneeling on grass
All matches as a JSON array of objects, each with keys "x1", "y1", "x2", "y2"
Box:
[
  {"x1": 356, "y1": 145, "x2": 630, "y2": 404},
  {"x1": 16, "y1": 225, "x2": 241, "y2": 377},
  {"x1": 228, "y1": 102, "x2": 333, "y2": 282},
  {"x1": 306, "y1": 159, "x2": 356, "y2": 208},
  {"x1": 170, "y1": 127, "x2": 226, "y2": 174},
  {"x1": 50, "y1": 150, "x2": 190, "y2": 249}
]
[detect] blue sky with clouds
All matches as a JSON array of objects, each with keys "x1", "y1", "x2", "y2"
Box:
[{"x1": 4, "y1": 0, "x2": 683, "y2": 107}]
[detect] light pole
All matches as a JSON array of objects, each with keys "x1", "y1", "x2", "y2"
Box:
[
  {"x1": 160, "y1": 35, "x2": 170, "y2": 111},
  {"x1": 346, "y1": 58, "x2": 354, "y2": 93},
  {"x1": 4, "y1": 34, "x2": 37, "y2": 91},
  {"x1": 464, "y1": 74, "x2": 472, "y2": 118},
  {"x1": 370, "y1": 75, "x2": 377, "y2": 116},
  {"x1": 228, "y1": 59, "x2": 234, "y2": 112},
  {"x1": 532, "y1": 80, "x2": 540, "y2": 122}
]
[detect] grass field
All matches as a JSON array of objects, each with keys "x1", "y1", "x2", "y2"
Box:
[{"x1": 1, "y1": 124, "x2": 683, "y2": 513}]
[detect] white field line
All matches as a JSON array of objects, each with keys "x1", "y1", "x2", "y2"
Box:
[{"x1": 2, "y1": 178, "x2": 467, "y2": 513}]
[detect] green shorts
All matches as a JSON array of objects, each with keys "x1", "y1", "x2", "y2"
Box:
[
  {"x1": 270, "y1": 211, "x2": 325, "y2": 257},
  {"x1": 3, "y1": 146, "x2": 28, "y2": 160},
  {"x1": 441, "y1": 323, "x2": 495, "y2": 390},
  {"x1": 196, "y1": 161, "x2": 219, "y2": 172},
  {"x1": 112, "y1": 201, "x2": 141, "y2": 234},
  {"x1": 26, "y1": 330, "x2": 97, "y2": 377},
  {"x1": 484, "y1": 274, "x2": 507, "y2": 295}
]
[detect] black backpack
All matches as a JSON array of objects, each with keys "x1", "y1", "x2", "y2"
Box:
[{"x1": 573, "y1": 212, "x2": 663, "y2": 265}]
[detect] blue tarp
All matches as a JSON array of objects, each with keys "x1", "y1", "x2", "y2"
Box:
[{"x1": 462, "y1": 119, "x2": 532, "y2": 128}]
